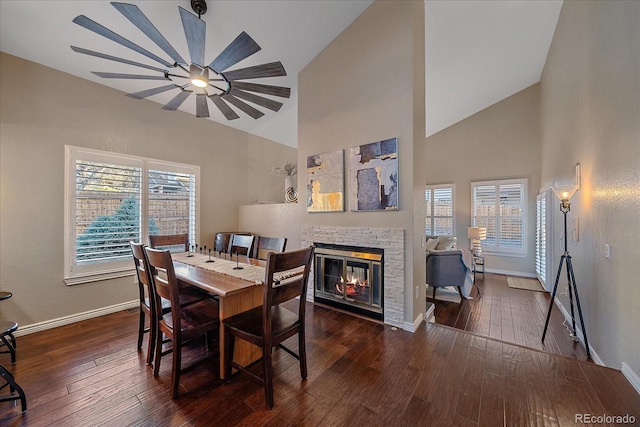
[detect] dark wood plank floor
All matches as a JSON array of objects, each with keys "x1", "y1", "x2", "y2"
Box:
[
  {"x1": 2, "y1": 297, "x2": 639, "y2": 426},
  {"x1": 430, "y1": 272, "x2": 591, "y2": 361}
]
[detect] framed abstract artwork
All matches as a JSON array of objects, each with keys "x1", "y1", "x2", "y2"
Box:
[
  {"x1": 306, "y1": 150, "x2": 344, "y2": 212},
  {"x1": 349, "y1": 138, "x2": 398, "y2": 211}
]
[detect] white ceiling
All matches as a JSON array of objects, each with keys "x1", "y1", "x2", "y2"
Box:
[{"x1": 0, "y1": 1, "x2": 562, "y2": 147}]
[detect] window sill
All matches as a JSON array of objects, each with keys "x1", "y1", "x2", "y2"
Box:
[
  {"x1": 482, "y1": 251, "x2": 527, "y2": 258},
  {"x1": 65, "y1": 268, "x2": 135, "y2": 286}
]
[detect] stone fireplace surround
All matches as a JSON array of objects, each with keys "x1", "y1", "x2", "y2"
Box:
[{"x1": 301, "y1": 225, "x2": 404, "y2": 327}]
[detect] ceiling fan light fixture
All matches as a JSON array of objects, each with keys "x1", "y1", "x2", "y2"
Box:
[{"x1": 190, "y1": 64, "x2": 209, "y2": 88}]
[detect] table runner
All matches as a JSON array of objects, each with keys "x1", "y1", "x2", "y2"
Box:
[{"x1": 172, "y1": 252, "x2": 266, "y2": 283}]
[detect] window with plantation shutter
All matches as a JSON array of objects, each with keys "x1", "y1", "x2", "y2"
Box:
[
  {"x1": 65, "y1": 146, "x2": 199, "y2": 284},
  {"x1": 471, "y1": 179, "x2": 526, "y2": 255},
  {"x1": 426, "y1": 184, "x2": 454, "y2": 236}
]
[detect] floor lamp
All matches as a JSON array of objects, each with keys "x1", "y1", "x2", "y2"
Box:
[{"x1": 541, "y1": 185, "x2": 591, "y2": 359}]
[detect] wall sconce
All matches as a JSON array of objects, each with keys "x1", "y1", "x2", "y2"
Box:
[{"x1": 467, "y1": 226, "x2": 486, "y2": 257}]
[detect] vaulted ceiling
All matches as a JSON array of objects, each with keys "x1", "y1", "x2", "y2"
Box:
[{"x1": 0, "y1": 1, "x2": 562, "y2": 147}]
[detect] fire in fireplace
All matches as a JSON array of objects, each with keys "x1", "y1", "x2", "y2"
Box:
[{"x1": 314, "y1": 243, "x2": 383, "y2": 320}]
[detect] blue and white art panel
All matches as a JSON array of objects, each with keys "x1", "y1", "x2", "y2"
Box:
[{"x1": 349, "y1": 138, "x2": 398, "y2": 211}]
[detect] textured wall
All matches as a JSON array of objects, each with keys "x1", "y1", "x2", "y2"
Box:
[
  {"x1": 540, "y1": 1, "x2": 640, "y2": 372},
  {"x1": 0, "y1": 53, "x2": 288, "y2": 326},
  {"x1": 424, "y1": 84, "x2": 541, "y2": 276}
]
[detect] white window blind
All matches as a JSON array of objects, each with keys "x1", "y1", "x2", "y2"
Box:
[
  {"x1": 148, "y1": 168, "x2": 197, "y2": 246},
  {"x1": 65, "y1": 146, "x2": 199, "y2": 284},
  {"x1": 75, "y1": 161, "x2": 142, "y2": 265},
  {"x1": 426, "y1": 185, "x2": 454, "y2": 236},
  {"x1": 471, "y1": 179, "x2": 527, "y2": 255},
  {"x1": 536, "y1": 192, "x2": 547, "y2": 285}
]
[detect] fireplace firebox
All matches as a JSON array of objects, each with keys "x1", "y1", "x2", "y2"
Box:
[{"x1": 314, "y1": 243, "x2": 383, "y2": 320}]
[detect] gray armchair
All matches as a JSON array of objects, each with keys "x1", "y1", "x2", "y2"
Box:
[{"x1": 426, "y1": 249, "x2": 467, "y2": 300}]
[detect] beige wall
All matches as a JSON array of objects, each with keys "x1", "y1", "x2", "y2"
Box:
[
  {"x1": 540, "y1": 1, "x2": 640, "y2": 372},
  {"x1": 425, "y1": 84, "x2": 541, "y2": 276},
  {"x1": 298, "y1": 0, "x2": 426, "y2": 324},
  {"x1": 238, "y1": 203, "x2": 302, "y2": 251},
  {"x1": 0, "y1": 53, "x2": 291, "y2": 326}
]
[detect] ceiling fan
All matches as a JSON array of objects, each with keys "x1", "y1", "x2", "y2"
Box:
[{"x1": 71, "y1": 0, "x2": 290, "y2": 120}]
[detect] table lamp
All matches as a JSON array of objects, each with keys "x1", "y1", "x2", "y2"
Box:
[{"x1": 467, "y1": 227, "x2": 486, "y2": 256}]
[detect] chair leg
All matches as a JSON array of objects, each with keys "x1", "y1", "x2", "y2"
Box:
[
  {"x1": 0, "y1": 335, "x2": 16, "y2": 363},
  {"x1": 137, "y1": 309, "x2": 145, "y2": 350},
  {"x1": 171, "y1": 341, "x2": 181, "y2": 399},
  {"x1": 263, "y1": 343, "x2": 274, "y2": 409},
  {"x1": 457, "y1": 286, "x2": 463, "y2": 299},
  {"x1": 298, "y1": 328, "x2": 307, "y2": 380},
  {"x1": 146, "y1": 318, "x2": 156, "y2": 366},
  {"x1": 224, "y1": 328, "x2": 234, "y2": 381},
  {"x1": 153, "y1": 332, "x2": 163, "y2": 376},
  {"x1": 0, "y1": 364, "x2": 27, "y2": 413},
  {"x1": 432, "y1": 287, "x2": 436, "y2": 299}
]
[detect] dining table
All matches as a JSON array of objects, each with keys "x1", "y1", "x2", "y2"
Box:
[{"x1": 172, "y1": 251, "x2": 266, "y2": 380}]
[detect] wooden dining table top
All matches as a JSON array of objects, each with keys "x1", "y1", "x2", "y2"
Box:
[{"x1": 173, "y1": 255, "x2": 265, "y2": 297}]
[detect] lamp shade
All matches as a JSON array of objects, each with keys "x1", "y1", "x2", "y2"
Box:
[
  {"x1": 468, "y1": 227, "x2": 487, "y2": 240},
  {"x1": 552, "y1": 184, "x2": 577, "y2": 202}
]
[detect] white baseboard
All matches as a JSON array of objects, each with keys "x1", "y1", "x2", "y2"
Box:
[
  {"x1": 13, "y1": 300, "x2": 139, "y2": 337},
  {"x1": 552, "y1": 296, "x2": 604, "y2": 366},
  {"x1": 621, "y1": 363, "x2": 640, "y2": 396},
  {"x1": 404, "y1": 312, "x2": 424, "y2": 332}
]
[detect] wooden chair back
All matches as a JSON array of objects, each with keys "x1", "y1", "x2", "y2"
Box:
[
  {"x1": 229, "y1": 234, "x2": 255, "y2": 257},
  {"x1": 214, "y1": 232, "x2": 233, "y2": 253},
  {"x1": 144, "y1": 247, "x2": 182, "y2": 333},
  {"x1": 252, "y1": 236, "x2": 287, "y2": 260},
  {"x1": 149, "y1": 234, "x2": 189, "y2": 252},
  {"x1": 263, "y1": 246, "x2": 314, "y2": 318},
  {"x1": 130, "y1": 242, "x2": 152, "y2": 307}
]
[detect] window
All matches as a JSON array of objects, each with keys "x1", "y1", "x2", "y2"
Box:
[
  {"x1": 65, "y1": 146, "x2": 199, "y2": 284},
  {"x1": 536, "y1": 190, "x2": 550, "y2": 287},
  {"x1": 425, "y1": 184, "x2": 454, "y2": 236},
  {"x1": 471, "y1": 179, "x2": 527, "y2": 255}
]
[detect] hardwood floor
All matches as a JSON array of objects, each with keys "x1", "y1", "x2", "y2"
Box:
[
  {"x1": 430, "y1": 272, "x2": 591, "y2": 361},
  {"x1": 2, "y1": 296, "x2": 639, "y2": 425}
]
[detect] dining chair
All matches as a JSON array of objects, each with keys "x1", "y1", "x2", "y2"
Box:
[
  {"x1": 252, "y1": 236, "x2": 287, "y2": 260},
  {"x1": 213, "y1": 232, "x2": 233, "y2": 254},
  {"x1": 229, "y1": 234, "x2": 255, "y2": 257},
  {"x1": 144, "y1": 247, "x2": 220, "y2": 398},
  {"x1": 149, "y1": 233, "x2": 189, "y2": 252},
  {"x1": 223, "y1": 246, "x2": 314, "y2": 409},
  {"x1": 130, "y1": 242, "x2": 209, "y2": 366}
]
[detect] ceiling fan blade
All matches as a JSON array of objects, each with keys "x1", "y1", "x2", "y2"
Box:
[
  {"x1": 111, "y1": 2, "x2": 188, "y2": 66},
  {"x1": 229, "y1": 88, "x2": 282, "y2": 112},
  {"x1": 72, "y1": 15, "x2": 173, "y2": 68},
  {"x1": 162, "y1": 90, "x2": 192, "y2": 111},
  {"x1": 126, "y1": 84, "x2": 178, "y2": 99},
  {"x1": 208, "y1": 32, "x2": 261, "y2": 73},
  {"x1": 223, "y1": 62, "x2": 287, "y2": 81},
  {"x1": 221, "y1": 94, "x2": 265, "y2": 119},
  {"x1": 92, "y1": 72, "x2": 169, "y2": 80},
  {"x1": 196, "y1": 93, "x2": 210, "y2": 118},
  {"x1": 209, "y1": 95, "x2": 240, "y2": 120},
  {"x1": 71, "y1": 46, "x2": 168, "y2": 73},
  {"x1": 231, "y1": 81, "x2": 291, "y2": 98},
  {"x1": 179, "y1": 7, "x2": 205, "y2": 67}
]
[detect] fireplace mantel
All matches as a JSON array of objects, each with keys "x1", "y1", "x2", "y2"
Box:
[{"x1": 301, "y1": 225, "x2": 404, "y2": 327}]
